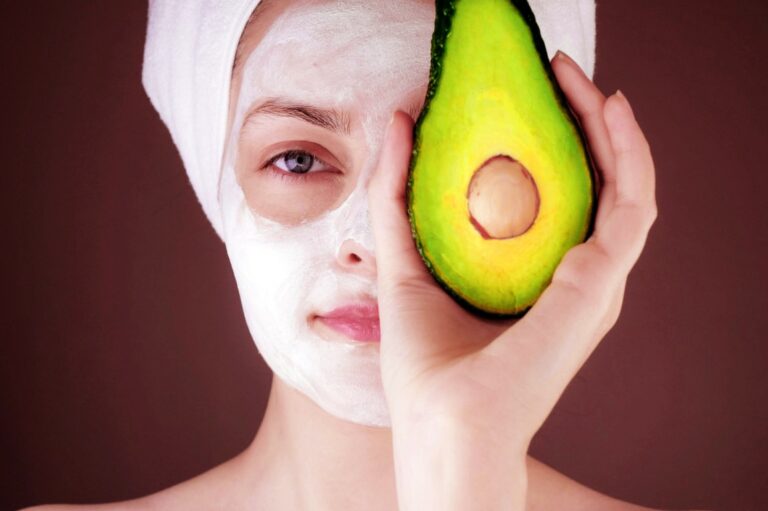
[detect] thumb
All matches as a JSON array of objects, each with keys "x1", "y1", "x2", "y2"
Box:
[{"x1": 368, "y1": 110, "x2": 434, "y2": 296}]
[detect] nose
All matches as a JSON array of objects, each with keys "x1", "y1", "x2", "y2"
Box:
[{"x1": 337, "y1": 239, "x2": 377, "y2": 278}]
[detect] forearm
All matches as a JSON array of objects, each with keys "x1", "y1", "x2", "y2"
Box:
[{"x1": 392, "y1": 416, "x2": 528, "y2": 511}]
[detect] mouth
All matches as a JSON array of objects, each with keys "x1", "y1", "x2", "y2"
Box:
[{"x1": 313, "y1": 302, "x2": 381, "y2": 343}]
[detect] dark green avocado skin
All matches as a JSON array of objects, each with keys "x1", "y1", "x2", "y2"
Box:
[{"x1": 406, "y1": 0, "x2": 599, "y2": 319}]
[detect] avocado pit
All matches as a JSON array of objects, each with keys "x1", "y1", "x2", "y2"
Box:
[{"x1": 467, "y1": 155, "x2": 540, "y2": 239}]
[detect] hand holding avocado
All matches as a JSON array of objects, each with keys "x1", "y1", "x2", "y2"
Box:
[{"x1": 368, "y1": 48, "x2": 656, "y2": 511}]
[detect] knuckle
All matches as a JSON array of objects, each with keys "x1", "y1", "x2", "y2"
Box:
[
  {"x1": 616, "y1": 201, "x2": 655, "y2": 231},
  {"x1": 598, "y1": 304, "x2": 620, "y2": 339},
  {"x1": 637, "y1": 199, "x2": 658, "y2": 229},
  {"x1": 554, "y1": 244, "x2": 612, "y2": 299},
  {"x1": 603, "y1": 284, "x2": 627, "y2": 333},
  {"x1": 648, "y1": 201, "x2": 659, "y2": 225},
  {"x1": 606, "y1": 293, "x2": 623, "y2": 329},
  {"x1": 384, "y1": 274, "x2": 436, "y2": 302},
  {"x1": 636, "y1": 133, "x2": 652, "y2": 155},
  {"x1": 584, "y1": 98, "x2": 607, "y2": 121}
]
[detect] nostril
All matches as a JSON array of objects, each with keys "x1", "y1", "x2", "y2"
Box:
[{"x1": 338, "y1": 240, "x2": 375, "y2": 273}]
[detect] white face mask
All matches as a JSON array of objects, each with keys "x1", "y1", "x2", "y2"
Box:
[{"x1": 219, "y1": 0, "x2": 435, "y2": 427}]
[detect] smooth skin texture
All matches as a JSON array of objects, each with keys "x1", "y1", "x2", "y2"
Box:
[{"x1": 21, "y1": 49, "x2": 698, "y2": 511}]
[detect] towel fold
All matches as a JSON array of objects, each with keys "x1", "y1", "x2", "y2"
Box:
[{"x1": 142, "y1": 0, "x2": 596, "y2": 240}]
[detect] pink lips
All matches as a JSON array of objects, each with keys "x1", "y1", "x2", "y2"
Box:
[{"x1": 317, "y1": 303, "x2": 380, "y2": 342}]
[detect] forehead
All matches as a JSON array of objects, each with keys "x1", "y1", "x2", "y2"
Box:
[
  {"x1": 235, "y1": 0, "x2": 433, "y2": 68},
  {"x1": 231, "y1": 0, "x2": 434, "y2": 105}
]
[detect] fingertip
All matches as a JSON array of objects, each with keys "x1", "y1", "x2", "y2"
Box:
[
  {"x1": 603, "y1": 92, "x2": 635, "y2": 152},
  {"x1": 604, "y1": 90, "x2": 635, "y2": 126},
  {"x1": 552, "y1": 49, "x2": 577, "y2": 69},
  {"x1": 377, "y1": 110, "x2": 414, "y2": 194},
  {"x1": 603, "y1": 94, "x2": 627, "y2": 132},
  {"x1": 368, "y1": 115, "x2": 412, "y2": 254},
  {"x1": 380, "y1": 111, "x2": 412, "y2": 159},
  {"x1": 389, "y1": 110, "x2": 415, "y2": 146},
  {"x1": 551, "y1": 49, "x2": 589, "y2": 82},
  {"x1": 603, "y1": 92, "x2": 621, "y2": 123},
  {"x1": 550, "y1": 51, "x2": 569, "y2": 75},
  {"x1": 372, "y1": 112, "x2": 404, "y2": 184}
]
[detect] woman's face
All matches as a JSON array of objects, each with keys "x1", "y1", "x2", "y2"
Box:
[{"x1": 219, "y1": 0, "x2": 434, "y2": 426}]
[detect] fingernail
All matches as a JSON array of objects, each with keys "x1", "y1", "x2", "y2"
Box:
[
  {"x1": 615, "y1": 89, "x2": 635, "y2": 117},
  {"x1": 554, "y1": 49, "x2": 577, "y2": 68}
]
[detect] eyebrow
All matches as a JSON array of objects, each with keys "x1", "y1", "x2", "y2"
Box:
[
  {"x1": 242, "y1": 98, "x2": 352, "y2": 135},
  {"x1": 241, "y1": 97, "x2": 425, "y2": 136}
]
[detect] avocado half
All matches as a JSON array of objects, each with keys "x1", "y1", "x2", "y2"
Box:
[{"x1": 407, "y1": 0, "x2": 596, "y2": 317}]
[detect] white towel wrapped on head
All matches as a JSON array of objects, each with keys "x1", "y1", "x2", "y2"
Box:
[{"x1": 142, "y1": 0, "x2": 597, "y2": 240}]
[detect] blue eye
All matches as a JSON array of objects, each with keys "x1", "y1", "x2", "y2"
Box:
[{"x1": 269, "y1": 150, "x2": 330, "y2": 175}]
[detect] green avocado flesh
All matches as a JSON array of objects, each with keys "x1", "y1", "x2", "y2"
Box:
[{"x1": 407, "y1": 0, "x2": 596, "y2": 317}]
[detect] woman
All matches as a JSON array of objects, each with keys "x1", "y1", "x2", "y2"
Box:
[{"x1": 25, "y1": 0, "x2": 674, "y2": 509}]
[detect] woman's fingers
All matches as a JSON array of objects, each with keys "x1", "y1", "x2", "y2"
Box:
[
  {"x1": 551, "y1": 50, "x2": 616, "y2": 226},
  {"x1": 606, "y1": 91, "x2": 657, "y2": 213},
  {"x1": 483, "y1": 90, "x2": 657, "y2": 404},
  {"x1": 551, "y1": 51, "x2": 615, "y2": 183},
  {"x1": 368, "y1": 110, "x2": 434, "y2": 293},
  {"x1": 594, "y1": 93, "x2": 657, "y2": 266}
]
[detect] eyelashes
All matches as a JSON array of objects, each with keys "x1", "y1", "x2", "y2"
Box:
[{"x1": 261, "y1": 149, "x2": 335, "y2": 182}]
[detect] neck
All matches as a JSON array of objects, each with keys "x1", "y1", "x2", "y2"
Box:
[{"x1": 242, "y1": 375, "x2": 399, "y2": 510}]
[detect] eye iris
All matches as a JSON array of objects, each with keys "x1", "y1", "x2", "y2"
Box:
[{"x1": 284, "y1": 151, "x2": 313, "y2": 174}]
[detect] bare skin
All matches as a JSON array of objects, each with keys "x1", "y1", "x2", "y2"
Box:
[
  {"x1": 22, "y1": 376, "x2": 661, "y2": 511},
  {"x1": 21, "y1": 2, "x2": 705, "y2": 510}
]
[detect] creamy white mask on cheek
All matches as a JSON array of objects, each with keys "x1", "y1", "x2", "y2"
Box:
[{"x1": 218, "y1": 0, "x2": 434, "y2": 427}]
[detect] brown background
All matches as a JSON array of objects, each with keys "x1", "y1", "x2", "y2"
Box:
[{"x1": 1, "y1": 1, "x2": 766, "y2": 510}]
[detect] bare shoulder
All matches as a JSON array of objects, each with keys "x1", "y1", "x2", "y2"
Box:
[
  {"x1": 18, "y1": 453, "x2": 250, "y2": 511},
  {"x1": 19, "y1": 479, "x2": 208, "y2": 511},
  {"x1": 18, "y1": 487, "x2": 182, "y2": 511},
  {"x1": 526, "y1": 455, "x2": 708, "y2": 511},
  {"x1": 18, "y1": 500, "x2": 153, "y2": 511}
]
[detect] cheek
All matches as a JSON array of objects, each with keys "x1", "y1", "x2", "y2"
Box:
[
  {"x1": 228, "y1": 227, "x2": 323, "y2": 326},
  {"x1": 239, "y1": 171, "x2": 345, "y2": 225}
]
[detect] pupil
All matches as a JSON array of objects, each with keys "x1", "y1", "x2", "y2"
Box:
[{"x1": 286, "y1": 151, "x2": 313, "y2": 174}]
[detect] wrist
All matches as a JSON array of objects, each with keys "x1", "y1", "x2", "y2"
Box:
[{"x1": 391, "y1": 414, "x2": 529, "y2": 511}]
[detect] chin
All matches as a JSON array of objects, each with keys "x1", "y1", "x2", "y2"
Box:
[{"x1": 257, "y1": 325, "x2": 391, "y2": 427}]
